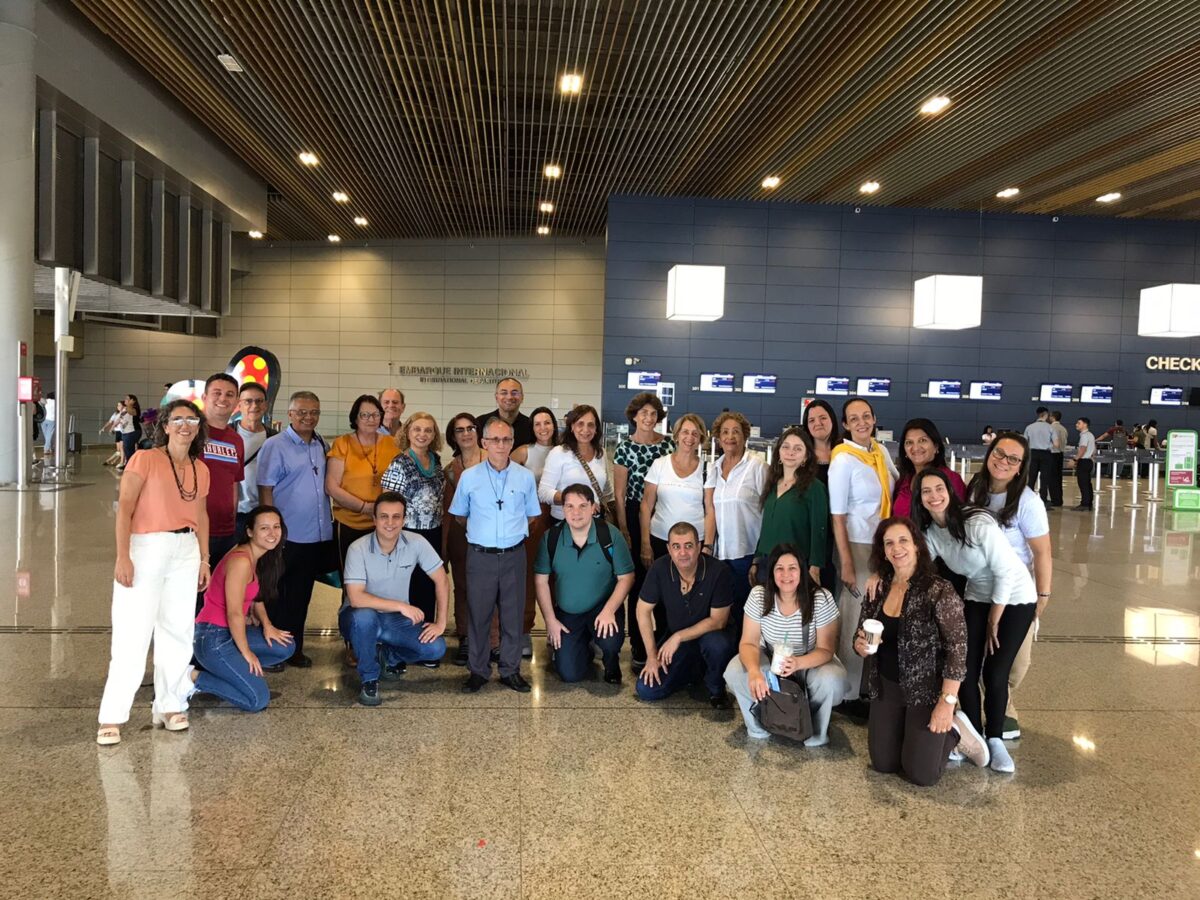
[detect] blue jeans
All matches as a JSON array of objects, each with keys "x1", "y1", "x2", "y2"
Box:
[
  {"x1": 635, "y1": 629, "x2": 736, "y2": 701},
  {"x1": 349, "y1": 607, "x2": 447, "y2": 682},
  {"x1": 42, "y1": 421, "x2": 55, "y2": 453},
  {"x1": 193, "y1": 621, "x2": 294, "y2": 712},
  {"x1": 554, "y1": 601, "x2": 625, "y2": 682}
]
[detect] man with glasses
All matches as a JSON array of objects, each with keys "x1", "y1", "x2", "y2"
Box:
[
  {"x1": 257, "y1": 391, "x2": 336, "y2": 667},
  {"x1": 235, "y1": 382, "x2": 275, "y2": 536},
  {"x1": 448, "y1": 418, "x2": 541, "y2": 692},
  {"x1": 477, "y1": 378, "x2": 534, "y2": 449},
  {"x1": 377, "y1": 387, "x2": 407, "y2": 437},
  {"x1": 199, "y1": 374, "x2": 246, "y2": 588}
]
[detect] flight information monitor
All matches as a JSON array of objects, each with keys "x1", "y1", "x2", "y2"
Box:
[
  {"x1": 699, "y1": 372, "x2": 734, "y2": 392},
  {"x1": 1040, "y1": 383, "x2": 1073, "y2": 402},
  {"x1": 1150, "y1": 386, "x2": 1184, "y2": 406},
  {"x1": 1080, "y1": 384, "x2": 1113, "y2": 404},
  {"x1": 927, "y1": 379, "x2": 962, "y2": 400},
  {"x1": 856, "y1": 377, "x2": 892, "y2": 397},
  {"x1": 969, "y1": 381, "x2": 1004, "y2": 401},
  {"x1": 815, "y1": 376, "x2": 850, "y2": 395},
  {"x1": 742, "y1": 373, "x2": 778, "y2": 394},
  {"x1": 625, "y1": 370, "x2": 661, "y2": 390}
]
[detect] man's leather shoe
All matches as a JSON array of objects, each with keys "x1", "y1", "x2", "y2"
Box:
[
  {"x1": 286, "y1": 653, "x2": 313, "y2": 669},
  {"x1": 603, "y1": 662, "x2": 622, "y2": 685},
  {"x1": 263, "y1": 663, "x2": 286, "y2": 674},
  {"x1": 499, "y1": 673, "x2": 532, "y2": 693},
  {"x1": 461, "y1": 673, "x2": 488, "y2": 693}
]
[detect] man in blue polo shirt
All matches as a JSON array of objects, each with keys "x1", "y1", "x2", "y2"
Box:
[
  {"x1": 535, "y1": 483, "x2": 635, "y2": 685},
  {"x1": 257, "y1": 390, "x2": 336, "y2": 668},
  {"x1": 344, "y1": 492, "x2": 449, "y2": 706}
]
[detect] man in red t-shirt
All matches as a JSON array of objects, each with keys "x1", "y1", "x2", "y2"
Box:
[{"x1": 199, "y1": 374, "x2": 245, "y2": 597}]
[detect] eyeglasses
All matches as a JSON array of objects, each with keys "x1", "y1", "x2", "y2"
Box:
[
  {"x1": 167, "y1": 416, "x2": 201, "y2": 427},
  {"x1": 454, "y1": 425, "x2": 476, "y2": 434},
  {"x1": 992, "y1": 448, "x2": 1024, "y2": 466},
  {"x1": 486, "y1": 436, "x2": 515, "y2": 445},
  {"x1": 358, "y1": 412, "x2": 382, "y2": 421},
  {"x1": 240, "y1": 397, "x2": 265, "y2": 406},
  {"x1": 290, "y1": 409, "x2": 320, "y2": 418}
]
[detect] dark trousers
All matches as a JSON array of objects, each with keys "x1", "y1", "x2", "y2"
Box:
[
  {"x1": 625, "y1": 499, "x2": 650, "y2": 662},
  {"x1": 465, "y1": 544, "x2": 525, "y2": 679},
  {"x1": 722, "y1": 555, "x2": 754, "y2": 642},
  {"x1": 634, "y1": 629, "x2": 735, "y2": 700},
  {"x1": 554, "y1": 600, "x2": 625, "y2": 682},
  {"x1": 196, "y1": 533, "x2": 239, "y2": 614},
  {"x1": 1029, "y1": 449, "x2": 1055, "y2": 503},
  {"x1": 405, "y1": 525, "x2": 442, "y2": 624},
  {"x1": 1076, "y1": 458, "x2": 1094, "y2": 508},
  {"x1": 960, "y1": 601, "x2": 1037, "y2": 739},
  {"x1": 1048, "y1": 453, "x2": 1064, "y2": 505},
  {"x1": 273, "y1": 538, "x2": 337, "y2": 654},
  {"x1": 868, "y1": 676, "x2": 959, "y2": 787}
]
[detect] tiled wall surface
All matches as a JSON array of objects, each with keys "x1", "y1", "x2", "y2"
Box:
[
  {"x1": 47, "y1": 238, "x2": 606, "y2": 436},
  {"x1": 603, "y1": 195, "x2": 1200, "y2": 439}
]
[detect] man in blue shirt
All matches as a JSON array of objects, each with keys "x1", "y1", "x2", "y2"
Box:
[
  {"x1": 257, "y1": 390, "x2": 336, "y2": 667},
  {"x1": 448, "y1": 417, "x2": 541, "y2": 693},
  {"x1": 344, "y1": 492, "x2": 449, "y2": 706},
  {"x1": 534, "y1": 483, "x2": 635, "y2": 684}
]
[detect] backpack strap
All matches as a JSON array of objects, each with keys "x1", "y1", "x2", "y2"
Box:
[
  {"x1": 546, "y1": 520, "x2": 566, "y2": 570},
  {"x1": 595, "y1": 518, "x2": 616, "y2": 571}
]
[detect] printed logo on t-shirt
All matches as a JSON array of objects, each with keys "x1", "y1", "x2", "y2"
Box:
[{"x1": 204, "y1": 438, "x2": 241, "y2": 464}]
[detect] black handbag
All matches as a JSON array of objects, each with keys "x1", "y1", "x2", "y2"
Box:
[{"x1": 753, "y1": 674, "x2": 814, "y2": 742}]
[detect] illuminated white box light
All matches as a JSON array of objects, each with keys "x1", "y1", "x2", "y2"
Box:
[
  {"x1": 1138, "y1": 283, "x2": 1200, "y2": 338},
  {"x1": 666, "y1": 265, "x2": 725, "y2": 322},
  {"x1": 912, "y1": 274, "x2": 982, "y2": 330}
]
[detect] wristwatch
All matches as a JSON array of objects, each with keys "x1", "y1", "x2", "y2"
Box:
[{"x1": 941, "y1": 693, "x2": 957, "y2": 705}]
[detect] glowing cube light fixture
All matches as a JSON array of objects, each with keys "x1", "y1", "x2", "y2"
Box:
[
  {"x1": 666, "y1": 265, "x2": 725, "y2": 321},
  {"x1": 1138, "y1": 283, "x2": 1200, "y2": 338},
  {"x1": 913, "y1": 274, "x2": 982, "y2": 330}
]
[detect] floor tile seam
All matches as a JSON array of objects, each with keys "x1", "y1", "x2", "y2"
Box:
[{"x1": 729, "y1": 789, "x2": 785, "y2": 880}]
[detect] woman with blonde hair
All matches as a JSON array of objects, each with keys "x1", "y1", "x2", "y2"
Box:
[{"x1": 640, "y1": 413, "x2": 708, "y2": 566}]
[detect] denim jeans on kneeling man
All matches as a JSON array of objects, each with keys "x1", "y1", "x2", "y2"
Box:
[{"x1": 349, "y1": 607, "x2": 447, "y2": 682}]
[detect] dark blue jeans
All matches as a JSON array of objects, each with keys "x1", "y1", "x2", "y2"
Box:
[
  {"x1": 722, "y1": 555, "x2": 754, "y2": 640},
  {"x1": 554, "y1": 600, "x2": 625, "y2": 682},
  {"x1": 193, "y1": 621, "x2": 295, "y2": 711},
  {"x1": 349, "y1": 607, "x2": 447, "y2": 682},
  {"x1": 635, "y1": 629, "x2": 735, "y2": 701}
]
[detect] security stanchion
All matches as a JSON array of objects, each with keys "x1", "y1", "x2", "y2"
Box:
[
  {"x1": 1147, "y1": 458, "x2": 1163, "y2": 503},
  {"x1": 1125, "y1": 454, "x2": 1144, "y2": 509},
  {"x1": 1110, "y1": 453, "x2": 1121, "y2": 491}
]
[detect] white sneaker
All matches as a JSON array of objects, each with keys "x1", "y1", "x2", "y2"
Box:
[
  {"x1": 988, "y1": 737, "x2": 1015, "y2": 773},
  {"x1": 953, "y1": 711, "x2": 990, "y2": 768},
  {"x1": 948, "y1": 748, "x2": 965, "y2": 762},
  {"x1": 803, "y1": 733, "x2": 829, "y2": 748}
]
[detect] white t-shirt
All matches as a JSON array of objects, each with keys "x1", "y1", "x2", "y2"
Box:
[
  {"x1": 238, "y1": 425, "x2": 270, "y2": 513},
  {"x1": 986, "y1": 487, "x2": 1049, "y2": 568},
  {"x1": 644, "y1": 455, "x2": 706, "y2": 541},
  {"x1": 44, "y1": 398, "x2": 56, "y2": 423},
  {"x1": 704, "y1": 452, "x2": 767, "y2": 559},
  {"x1": 538, "y1": 445, "x2": 613, "y2": 520},
  {"x1": 1144, "y1": 426, "x2": 1158, "y2": 448},
  {"x1": 745, "y1": 585, "x2": 839, "y2": 655},
  {"x1": 925, "y1": 514, "x2": 1036, "y2": 605},
  {"x1": 827, "y1": 441, "x2": 898, "y2": 545},
  {"x1": 118, "y1": 412, "x2": 136, "y2": 434},
  {"x1": 1077, "y1": 430, "x2": 1096, "y2": 459}
]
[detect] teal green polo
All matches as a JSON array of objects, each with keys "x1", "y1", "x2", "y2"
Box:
[{"x1": 534, "y1": 522, "x2": 635, "y2": 614}]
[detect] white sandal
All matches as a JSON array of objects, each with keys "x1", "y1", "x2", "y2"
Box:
[
  {"x1": 96, "y1": 725, "x2": 121, "y2": 745},
  {"x1": 152, "y1": 712, "x2": 189, "y2": 732}
]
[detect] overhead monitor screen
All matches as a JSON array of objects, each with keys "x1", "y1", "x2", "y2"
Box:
[
  {"x1": 1080, "y1": 384, "x2": 1113, "y2": 404},
  {"x1": 625, "y1": 370, "x2": 661, "y2": 390},
  {"x1": 698, "y1": 372, "x2": 734, "y2": 393},
  {"x1": 1150, "y1": 386, "x2": 1184, "y2": 406},
  {"x1": 742, "y1": 373, "x2": 778, "y2": 394},
  {"x1": 969, "y1": 381, "x2": 1003, "y2": 401},
  {"x1": 856, "y1": 377, "x2": 892, "y2": 397},
  {"x1": 1040, "y1": 383, "x2": 1074, "y2": 402},
  {"x1": 927, "y1": 379, "x2": 962, "y2": 400},
  {"x1": 815, "y1": 376, "x2": 850, "y2": 395}
]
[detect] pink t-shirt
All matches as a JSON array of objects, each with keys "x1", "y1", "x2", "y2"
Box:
[
  {"x1": 196, "y1": 549, "x2": 259, "y2": 628},
  {"x1": 892, "y1": 465, "x2": 967, "y2": 518}
]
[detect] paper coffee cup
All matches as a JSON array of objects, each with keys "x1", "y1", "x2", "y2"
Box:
[
  {"x1": 863, "y1": 619, "x2": 884, "y2": 655},
  {"x1": 770, "y1": 642, "x2": 792, "y2": 674}
]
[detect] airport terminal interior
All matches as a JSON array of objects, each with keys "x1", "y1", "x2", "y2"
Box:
[{"x1": 2, "y1": 1, "x2": 1200, "y2": 898}]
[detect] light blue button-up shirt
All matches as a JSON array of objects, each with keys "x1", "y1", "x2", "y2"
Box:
[
  {"x1": 448, "y1": 460, "x2": 540, "y2": 548},
  {"x1": 256, "y1": 426, "x2": 334, "y2": 543}
]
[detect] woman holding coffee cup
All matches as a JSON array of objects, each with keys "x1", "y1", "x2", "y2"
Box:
[
  {"x1": 723, "y1": 544, "x2": 847, "y2": 746},
  {"x1": 853, "y1": 518, "x2": 988, "y2": 785}
]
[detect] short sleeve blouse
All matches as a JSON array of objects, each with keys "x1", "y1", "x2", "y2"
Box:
[
  {"x1": 744, "y1": 585, "x2": 839, "y2": 655},
  {"x1": 613, "y1": 436, "x2": 675, "y2": 503},
  {"x1": 328, "y1": 433, "x2": 401, "y2": 530}
]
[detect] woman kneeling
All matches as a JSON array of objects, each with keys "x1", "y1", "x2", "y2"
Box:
[
  {"x1": 724, "y1": 544, "x2": 847, "y2": 746},
  {"x1": 192, "y1": 506, "x2": 295, "y2": 711},
  {"x1": 854, "y1": 518, "x2": 987, "y2": 786}
]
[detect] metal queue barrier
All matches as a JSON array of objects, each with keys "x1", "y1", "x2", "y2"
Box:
[{"x1": 1090, "y1": 448, "x2": 1166, "y2": 509}]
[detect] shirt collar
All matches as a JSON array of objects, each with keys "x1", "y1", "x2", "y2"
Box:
[
  {"x1": 286, "y1": 425, "x2": 321, "y2": 445},
  {"x1": 369, "y1": 531, "x2": 408, "y2": 557},
  {"x1": 564, "y1": 521, "x2": 597, "y2": 547}
]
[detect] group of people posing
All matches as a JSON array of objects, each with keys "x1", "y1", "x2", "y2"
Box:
[{"x1": 94, "y1": 378, "x2": 1055, "y2": 788}]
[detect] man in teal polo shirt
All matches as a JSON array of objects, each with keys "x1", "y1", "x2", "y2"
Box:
[{"x1": 534, "y1": 483, "x2": 635, "y2": 684}]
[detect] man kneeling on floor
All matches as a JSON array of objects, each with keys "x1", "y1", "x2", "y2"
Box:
[
  {"x1": 345, "y1": 492, "x2": 449, "y2": 706},
  {"x1": 635, "y1": 522, "x2": 736, "y2": 707},
  {"x1": 534, "y1": 483, "x2": 635, "y2": 684}
]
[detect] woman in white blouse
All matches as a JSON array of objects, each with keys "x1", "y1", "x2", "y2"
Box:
[
  {"x1": 539, "y1": 404, "x2": 613, "y2": 520},
  {"x1": 703, "y1": 411, "x2": 767, "y2": 633},
  {"x1": 828, "y1": 397, "x2": 897, "y2": 708},
  {"x1": 639, "y1": 414, "x2": 707, "y2": 567}
]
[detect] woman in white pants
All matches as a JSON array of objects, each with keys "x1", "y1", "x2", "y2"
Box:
[{"x1": 97, "y1": 400, "x2": 211, "y2": 745}]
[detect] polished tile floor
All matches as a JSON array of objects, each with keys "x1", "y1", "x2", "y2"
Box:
[{"x1": 2, "y1": 456, "x2": 1198, "y2": 899}]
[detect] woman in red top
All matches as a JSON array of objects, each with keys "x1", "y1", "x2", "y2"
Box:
[
  {"x1": 191, "y1": 506, "x2": 294, "y2": 711},
  {"x1": 892, "y1": 419, "x2": 966, "y2": 518}
]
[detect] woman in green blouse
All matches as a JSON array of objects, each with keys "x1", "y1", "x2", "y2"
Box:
[{"x1": 752, "y1": 427, "x2": 829, "y2": 585}]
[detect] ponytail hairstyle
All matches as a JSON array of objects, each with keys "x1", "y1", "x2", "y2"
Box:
[{"x1": 239, "y1": 505, "x2": 288, "y2": 606}]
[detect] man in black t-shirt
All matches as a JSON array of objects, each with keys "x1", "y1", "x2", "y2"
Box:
[
  {"x1": 477, "y1": 377, "x2": 535, "y2": 449},
  {"x1": 635, "y1": 522, "x2": 735, "y2": 708}
]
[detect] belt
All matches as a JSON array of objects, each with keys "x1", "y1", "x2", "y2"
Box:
[
  {"x1": 170, "y1": 527, "x2": 195, "y2": 534},
  {"x1": 468, "y1": 540, "x2": 524, "y2": 555}
]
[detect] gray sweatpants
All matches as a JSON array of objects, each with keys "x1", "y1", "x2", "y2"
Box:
[
  {"x1": 465, "y1": 545, "x2": 526, "y2": 679},
  {"x1": 724, "y1": 650, "x2": 847, "y2": 741}
]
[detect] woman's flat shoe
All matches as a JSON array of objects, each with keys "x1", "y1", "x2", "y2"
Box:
[
  {"x1": 152, "y1": 712, "x2": 189, "y2": 732},
  {"x1": 96, "y1": 726, "x2": 121, "y2": 745}
]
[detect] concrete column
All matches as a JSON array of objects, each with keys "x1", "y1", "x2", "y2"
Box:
[{"x1": 0, "y1": 0, "x2": 38, "y2": 483}]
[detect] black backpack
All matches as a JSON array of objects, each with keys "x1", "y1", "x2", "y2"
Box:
[{"x1": 546, "y1": 518, "x2": 616, "y2": 573}]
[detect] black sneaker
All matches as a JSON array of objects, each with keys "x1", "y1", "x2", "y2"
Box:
[
  {"x1": 709, "y1": 689, "x2": 733, "y2": 710},
  {"x1": 499, "y1": 673, "x2": 532, "y2": 693},
  {"x1": 381, "y1": 660, "x2": 407, "y2": 681},
  {"x1": 359, "y1": 680, "x2": 382, "y2": 706},
  {"x1": 419, "y1": 659, "x2": 440, "y2": 669},
  {"x1": 489, "y1": 647, "x2": 501, "y2": 664},
  {"x1": 462, "y1": 673, "x2": 488, "y2": 693},
  {"x1": 454, "y1": 640, "x2": 469, "y2": 667},
  {"x1": 263, "y1": 662, "x2": 285, "y2": 674},
  {"x1": 603, "y1": 661, "x2": 622, "y2": 685}
]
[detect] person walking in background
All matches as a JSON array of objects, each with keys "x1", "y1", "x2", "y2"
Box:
[
  {"x1": 1022, "y1": 407, "x2": 1057, "y2": 506},
  {"x1": 101, "y1": 400, "x2": 125, "y2": 466},
  {"x1": 117, "y1": 394, "x2": 141, "y2": 471},
  {"x1": 41, "y1": 391, "x2": 56, "y2": 462}
]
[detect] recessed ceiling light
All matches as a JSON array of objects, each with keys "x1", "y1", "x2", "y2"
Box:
[
  {"x1": 539, "y1": 201, "x2": 555, "y2": 213},
  {"x1": 559, "y1": 73, "x2": 583, "y2": 94},
  {"x1": 537, "y1": 226, "x2": 550, "y2": 235},
  {"x1": 332, "y1": 191, "x2": 349, "y2": 203},
  {"x1": 353, "y1": 216, "x2": 368, "y2": 226},
  {"x1": 1097, "y1": 192, "x2": 1122, "y2": 203},
  {"x1": 920, "y1": 95, "x2": 951, "y2": 114},
  {"x1": 996, "y1": 187, "x2": 1020, "y2": 199},
  {"x1": 217, "y1": 53, "x2": 243, "y2": 73},
  {"x1": 544, "y1": 163, "x2": 562, "y2": 179},
  {"x1": 761, "y1": 175, "x2": 781, "y2": 190},
  {"x1": 859, "y1": 180, "x2": 880, "y2": 194},
  {"x1": 248, "y1": 230, "x2": 263, "y2": 239},
  {"x1": 327, "y1": 234, "x2": 341, "y2": 243},
  {"x1": 298, "y1": 151, "x2": 319, "y2": 166}
]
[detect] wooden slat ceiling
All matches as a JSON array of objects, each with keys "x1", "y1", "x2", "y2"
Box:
[{"x1": 66, "y1": 0, "x2": 1200, "y2": 240}]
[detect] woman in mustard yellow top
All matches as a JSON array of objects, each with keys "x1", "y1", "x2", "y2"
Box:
[{"x1": 325, "y1": 394, "x2": 401, "y2": 574}]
